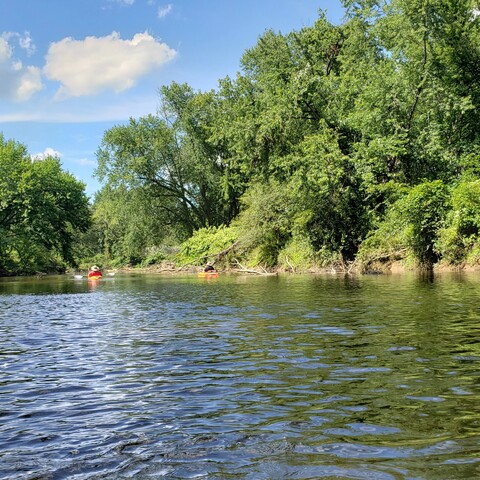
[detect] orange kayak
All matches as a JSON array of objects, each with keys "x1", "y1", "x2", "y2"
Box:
[{"x1": 197, "y1": 271, "x2": 218, "y2": 277}]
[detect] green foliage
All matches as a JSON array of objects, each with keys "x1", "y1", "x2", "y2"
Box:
[
  {"x1": 141, "y1": 247, "x2": 167, "y2": 267},
  {"x1": 356, "y1": 207, "x2": 410, "y2": 272},
  {"x1": 277, "y1": 236, "x2": 317, "y2": 272},
  {"x1": 399, "y1": 180, "x2": 450, "y2": 266},
  {"x1": 437, "y1": 180, "x2": 480, "y2": 264},
  {"x1": 0, "y1": 134, "x2": 91, "y2": 274},
  {"x1": 175, "y1": 225, "x2": 238, "y2": 266},
  {"x1": 287, "y1": 126, "x2": 368, "y2": 261},
  {"x1": 90, "y1": 185, "x2": 178, "y2": 266},
  {"x1": 79, "y1": 1, "x2": 480, "y2": 273},
  {"x1": 233, "y1": 181, "x2": 293, "y2": 267},
  {"x1": 358, "y1": 180, "x2": 450, "y2": 269},
  {"x1": 96, "y1": 84, "x2": 236, "y2": 242}
]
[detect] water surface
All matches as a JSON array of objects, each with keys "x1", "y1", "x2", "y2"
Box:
[{"x1": 0, "y1": 272, "x2": 479, "y2": 479}]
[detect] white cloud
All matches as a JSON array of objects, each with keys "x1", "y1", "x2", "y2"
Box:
[
  {"x1": 76, "y1": 157, "x2": 97, "y2": 167},
  {"x1": 31, "y1": 147, "x2": 62, "y2": 161},
  {"x1": 15, "y1": 66, "x2": 43, "y2": 99},
  {"x1": 44, "y1": 32, "x2": 177, "y2": 99},
  {"x1": 158, "y1": 4, "x2": 173, "y2": 18},
  {"x1": 2, "y1": 31, "x2": 36, "y2": 55},
  {"x1": 0, "y1": 37, "x2": 11, "y2": 60},
  {"x1": 18, "y1": 32, "x2": 36, "y2": 56},
  {"x1": 0, "y1": 36, "x2": 43, "y2": 101}
]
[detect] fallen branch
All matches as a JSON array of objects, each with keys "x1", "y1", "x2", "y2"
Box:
[
  {"x1": 178, "y1": 241, "x2": 240, "y2": 271},
  {"x1": 216, "y1": 241, "x2": 240, "y2": 261},
  {"x1": 232, "y1": 259, "x2": 277, "y2": 276},
  {"x1": 285, "y1": 256, "x2": 295, "y2": 273}
]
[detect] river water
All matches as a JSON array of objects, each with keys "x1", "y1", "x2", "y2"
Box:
[{"x1": 0, "y1": 272, "x2": 479, "y2": 479}]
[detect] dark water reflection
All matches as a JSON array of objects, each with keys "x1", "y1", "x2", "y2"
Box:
[{"x1": 0, "y1": 272, "x2": 479, "y2": 479}]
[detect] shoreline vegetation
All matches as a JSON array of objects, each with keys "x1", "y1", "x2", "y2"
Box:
[
  {"x1": 121, "y1": 258, "x2": 480, "y2": 275},
  {"x1": 2, "y1": 2, "x2": 480, "y2": 278},
  {"x1": 113, "y1": 261, "x2": 480, "y2": 277}
]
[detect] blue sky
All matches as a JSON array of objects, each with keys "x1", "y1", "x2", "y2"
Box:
[{"x1": 1, "y1": 0, "x2": 344, "y2": 198}]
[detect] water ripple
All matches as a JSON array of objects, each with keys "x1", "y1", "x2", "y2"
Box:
[{"x1": 0, "y1": 273, "x2": 479, "y2": 479}]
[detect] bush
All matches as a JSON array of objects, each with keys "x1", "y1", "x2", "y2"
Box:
[
  {"x1": 399, "y1": 180, "x2": 450, "y2": 266},
  {"x1": 175, "y1": 226, "x2": 238, "y2": 266},
  {"x1": 357, "y1": 180, "x2": 450, "y2": 269},
  {"x1": 437, "y1": 180, "x2": 480, "y2": 265},
  {"x1": 277, "y1": 237, "x2": 316, "y2": 272},
  {"x1": 233, "y1": 181, "x2": 293, "y2": 267},
  {"x1": 141, "y1": 246, "x2": 168, "y2": 267}
]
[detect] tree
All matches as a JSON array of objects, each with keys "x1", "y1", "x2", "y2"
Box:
[
  {"x1": 93, "y1": 2, "x2": 480, "y2": 270},
  {"x1": 92, "y1": 184, "x2": 178, "y2": 265},
  {"x1": 357, "y1": 180, "x2": 449, "y2": 269},
  {"x1": 96, "y1": 84, "x2": 236, "y2": 241},
  {"x1": 341, "y1": 0, "x2": 480, "y2": 184},
  {"x1": 0, "y1": 134, "x2": 91, "y2": 273},
  {"x1": 286, "y1": 125, "x2": 368, "y2": 261}
]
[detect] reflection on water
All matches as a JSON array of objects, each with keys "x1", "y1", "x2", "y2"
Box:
[{"x1": 0, "y1": 272, "x2": 479, "y2": 479}]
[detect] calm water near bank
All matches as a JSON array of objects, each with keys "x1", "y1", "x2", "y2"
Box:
[{"x1": 0, "y1": 272, "x2": 479, "y2": 479}]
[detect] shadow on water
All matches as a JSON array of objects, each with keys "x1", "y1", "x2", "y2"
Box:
[{"x1": 0, "y1": 271, "x2": 479, "y2": 479}]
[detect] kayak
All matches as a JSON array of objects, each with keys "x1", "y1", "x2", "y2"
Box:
[{"x1": 198, "y1": 271, "x2": 219, "y2": 277}]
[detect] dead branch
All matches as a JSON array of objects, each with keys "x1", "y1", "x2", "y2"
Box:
[
  {"x1": 178, "y1": 241, "x2": 240, "y2": 270},
  {"x1": 285, "y1": 256, "x2": 296, "y2": 273},
  {"x1": 232, "y1": 259, "x2": 277, "y2": 276}
]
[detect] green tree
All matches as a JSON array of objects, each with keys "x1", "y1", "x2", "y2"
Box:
[
  {"x1": 341, "y1": 0, "x2": 480, "y2": 184},
  {"x1": 358, "y1": 180, "x2": 449, "y2": 269},
  {"x1": 92, "y1": 184, "x2": 178, "y2": 265},
  {"x1": 94, "y1": 2, "x2": 480, "y2": 271},
  {"x1": 437, "y1": 179, "x2": 480, "y2": 264},
  {"x1": 0, "y1": 134, "x2": 91, "y2": 273},
  {"x1": 96, "y1": 84, "x2": 235, "y2": 241},
  {"x1": 287, "y1": 125, "x2": 368, "y2": 261}
]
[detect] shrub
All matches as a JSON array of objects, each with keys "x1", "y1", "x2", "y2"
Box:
[
  {"x1": 233, "y1": 181, "x2": 293, "y2": 267},
  {"x1": 357, "y1": 180, "x2": 450, "y2": 269},
  {"x1": 176, "y1": 225, "x2": 238, "y2": 266},
  {"x1": 277, "y1": 237, "x2": 316, "y2": 272},
  {"x1": 437, "y1": 180, "x2": 480, "y2": 265}
]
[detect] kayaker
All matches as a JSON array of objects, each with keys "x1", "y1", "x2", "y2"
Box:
[
  {"x1": 87, "y1": 265, "x2": 103, "y2": 279},
  {"x1": 204, "y1": 265, "x2": 216, "y2": 272}
]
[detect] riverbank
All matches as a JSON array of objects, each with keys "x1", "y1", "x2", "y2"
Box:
[
  {"x1": 105, "y1": 258, "x2": 480, "y2": 277},
  {"x1": 3, "y1": 257, "x2": 480, "y2": 278}
]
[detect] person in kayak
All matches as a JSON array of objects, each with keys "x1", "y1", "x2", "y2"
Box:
[
  {"x1": 88, "y1": 265, "x2": 103, "y2": 279},
  {"x1": 204, "y1": 265, "x2": 216, "y2": 273}
]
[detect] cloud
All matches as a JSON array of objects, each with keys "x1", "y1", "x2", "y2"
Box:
[
  {"x1": 76, "y1": 157, "x2": 97, "y2": 167},
  {"x1": 31, "y1": 147, "x2": 62, "y2": 161},
  {"x1": 44, "y1": 32, "x2": 177, "y2": 98},
  {"x1": 0, "y1": 36, "x2": 43, "y2": 101},
  {"x1": 18, "y1": 32, "x2": 36, "y2": 55},
  {"x1": 158, "y1": 4, "x2": 173, "y2": 18},
  {"x1": 0, "y1": 37, "x2": 11, "y2": 60},
  {"x1": 2, "y1": 31, "x2": 36, "y2": 56}
]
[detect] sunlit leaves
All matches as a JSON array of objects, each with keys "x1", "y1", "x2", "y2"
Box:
[{"x1": 0, "y1": 134, "x2": 90, "y2": 273}]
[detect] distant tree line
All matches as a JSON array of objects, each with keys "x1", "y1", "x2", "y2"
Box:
[
  {"x1": 92, "y1": 0, "x2": 480, "y2": 271},
  {"x1": 2, "y1": 0, "x2": 479, "y2": 274}
]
